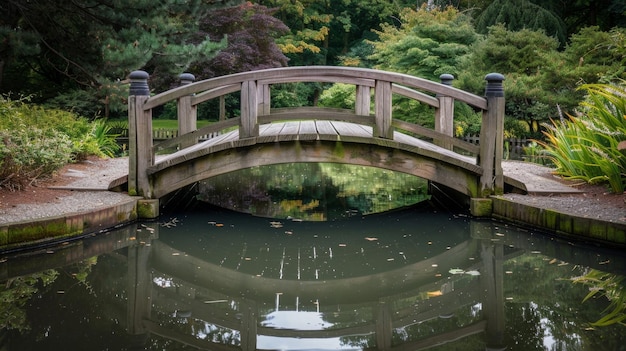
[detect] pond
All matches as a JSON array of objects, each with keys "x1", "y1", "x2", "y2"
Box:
[{"x1": 1, "y1": 203, "x2": 625, "y2": 351}]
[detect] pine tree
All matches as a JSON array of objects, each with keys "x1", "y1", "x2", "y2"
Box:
[{"x1": 0, "y1": 0, "x2": 241, "y2": 116}]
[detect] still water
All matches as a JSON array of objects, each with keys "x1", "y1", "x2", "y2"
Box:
[{"x1": 1, "y1": 204, "x2": 625, "y2": 350}]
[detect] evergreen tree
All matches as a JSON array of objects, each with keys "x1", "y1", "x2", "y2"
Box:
[
  {"x1": 0, "y1": 0, "x2": 240, "y2": 117},
  {"x1": 475, "y1": 0, "x2": 567, "y2": 45}
]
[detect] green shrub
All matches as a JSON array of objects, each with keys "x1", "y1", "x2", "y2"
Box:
[
  {"x1": 0, "y1": 97, "x2": 119, "y2": 190},
  {"x1": 540, "y1": 82, "x2": 626, "y2": 193}
]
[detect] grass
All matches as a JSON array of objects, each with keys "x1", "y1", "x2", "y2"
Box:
[{"x1": 107, "y1": 118, "x2": 212, "y2": 130}]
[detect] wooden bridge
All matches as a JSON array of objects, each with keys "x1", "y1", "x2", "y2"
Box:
[{"x1": 127, "y1": 66, "x2": 506, "y2": 215}]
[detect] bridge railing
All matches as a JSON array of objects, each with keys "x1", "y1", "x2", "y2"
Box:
[{"x1": 127, "y1": 67, "x2": 504, "y2": 199}]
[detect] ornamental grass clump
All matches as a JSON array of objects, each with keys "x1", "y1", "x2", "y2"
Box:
[{"x1": 540, "y1": 82, "x2": 626, "y2": 193}]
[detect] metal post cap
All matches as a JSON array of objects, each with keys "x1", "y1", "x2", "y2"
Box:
[
  {"x1": 439, "y1": 74, "x2": 454, "y2": 86},
  {"x1": 484, "y1": 73, "x2": 505, "y2": 97},
  {"x1": 179, "y1": 73, "x2": 196, "y2": 85},
  {"x1": 129, "y1": 70, "x2": 150, "y2": 96}
]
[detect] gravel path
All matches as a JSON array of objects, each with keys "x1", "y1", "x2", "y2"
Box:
[{"x1": 0, "y1": 157, "x2": 134, "y2": 224}]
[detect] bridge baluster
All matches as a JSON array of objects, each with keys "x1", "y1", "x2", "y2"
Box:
[
  {"x1": 355, "y1": 85, "x2": 371, "y2": 116},
  {"x1": 178, "y1": 73, "x2": 197, "y2": 148},
  {"x1": 478, "y1": 73, "x2": 505, "y2": 197},
  {"x1": 128, "y1": 70, "x2": 153, "y2": 198},
  {"x1": 435, "y1": 74, "x2": 455, "y2": 150},
  {"x1": 240, "y1": 80, "x2": 259, "y2": 138},
  {"x1": 374, "y1": 80, "x2": 393, "y2": 139}
]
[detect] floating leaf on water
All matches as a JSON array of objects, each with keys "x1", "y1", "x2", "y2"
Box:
[
  {"x1": 465, "y1": 270, "x2": 480, "y2": 276},
  {"x1": 270, "y1": 221, "x2": 283, "y2": 228},
  {"x1": 427, "y1": 291, "x2": 443, "y2": 297},
  {"x1": 203, "y1": 300, "x2": 228, "y2": 304},
  {"x1": 448, "y1": 268, "x2": 465, "y2": 275},
  {"x1": 364, "y1": 237, "x2": 378, "y2": 241}
]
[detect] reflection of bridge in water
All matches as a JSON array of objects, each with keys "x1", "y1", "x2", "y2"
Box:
[
  {"x1": 127, "y1": 67, "x2": 508, "y2": 216},
  {"x1": 121, "y1": 221, "x2": 620, "y2": 350},
  {"x1": 2, "y1": 219, "x2": 624, "y2": 350}
]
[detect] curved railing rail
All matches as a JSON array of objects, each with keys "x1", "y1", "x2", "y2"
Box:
[{"x1": 127, "y1": 66, "x2": 504, "y2": 200}]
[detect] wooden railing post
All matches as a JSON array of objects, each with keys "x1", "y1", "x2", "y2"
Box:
[
  {"x1": 259, "y1": 83, "x2": 271, "y2": 116},
  {"x1": 374, "y1": 80, "x2": 393, "y2": 139},
  {"x1": 177, "y1": 73, "x2": 197, "y2": 148},
  {"x1": 478, "y1": 73, "x2": 505, "y2": 197},
  {"x1": 355, "y1": 85, "x2": 371, "y2": 116},
  {"x1": 240, "y1": 80, "x2": 259, "y2": 138},
  {"x1": 435, "y1": 74, "x2": 455, "y2": 150},
  {"x1": 128, "y1": 70, "x2": 153, "y2": 198}
]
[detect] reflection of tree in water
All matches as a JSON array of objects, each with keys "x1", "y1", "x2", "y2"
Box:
[
  {"x1": 503, "y1": 254, "x2": 626, "y2": 350},
  {"x1": 198, "y1": 163, "x2": 429, "y2": 220},
  {"x1": 0, "y1": 269, "x2": 59, "y2": 333}
]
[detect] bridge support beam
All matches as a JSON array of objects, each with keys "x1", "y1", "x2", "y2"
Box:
[{"x1": 478, "y1": 73, "x2": 505, "y2": 197}]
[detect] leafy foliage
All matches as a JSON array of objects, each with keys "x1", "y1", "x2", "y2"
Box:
[
  {"x1": 539, "y1": 82, "x2": 626, "y2": 192},
  {"x1": 572, "y1": 269, "x2": 626, "y2": 327},
  {"x1": 0, "y1": 97, "x2": 118, "y2": 190},
  {"x1": 475, "y1": 0, "x2": 567, "y2": 45},
  {"x1": 191, "y1": 2, "x2": 289, "y2": 78}
]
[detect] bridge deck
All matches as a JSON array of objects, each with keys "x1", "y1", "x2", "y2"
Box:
[
  {"x1": 150, "y1": 121, "x2": 577, "y2": 195},
  {"x1": 155, "y1": 120, "x2": 476, "y2": 169}
]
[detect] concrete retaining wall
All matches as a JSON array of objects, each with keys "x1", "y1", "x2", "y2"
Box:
[
  {"x1": 492, "y1": 197, "x2": 626, "y2": 248},
  {"x1": 0, "y1": 199, "x2": 138, "y2": 252}
]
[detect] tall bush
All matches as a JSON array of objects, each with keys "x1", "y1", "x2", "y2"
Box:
[{"x1": 540, "y1": 82, "x2": 626, "y2": 193}]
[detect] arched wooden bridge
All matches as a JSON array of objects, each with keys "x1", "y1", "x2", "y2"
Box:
[{"x1": 127, "y1": 66, "x2": 506, "y2": 214}]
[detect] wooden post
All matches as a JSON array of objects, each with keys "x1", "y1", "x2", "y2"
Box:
[
  {"x1": 128, "y1": 70, "x2": 153, "y2": 198},
  {"x1": 374, "y1": 80, "x2": 393, "y2": 139},
  {"x1": 219, "y1": 96, "x2": 226, "y2": 121},
  {"x1": 355, "y1": 85, "x2": 371, "y2": 116},
  {"x1": 177, "y1": 73, "x2": 197, "y2": 148},
  {"x1": 478, "y1": 73, "x2": 505, "y2": 197},
  {"x1": 259, "y1": 83, "x2": 271, "y2": 116},
  {"x1": 435, "y1": 74, "x2": 455, "y2": 150},
  {"x1": 240, "y1": 80, "x2": 259, "y2": 138}
]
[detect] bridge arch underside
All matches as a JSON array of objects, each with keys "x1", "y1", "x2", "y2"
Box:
[{"x1": 148, "y1": 139, "x2": 482, "y2": 201}]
